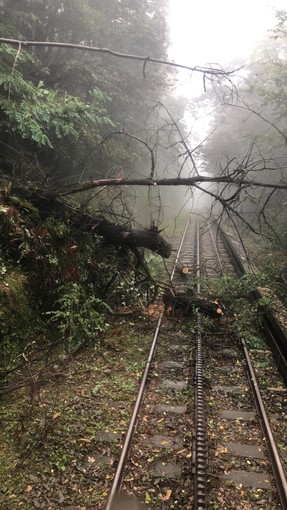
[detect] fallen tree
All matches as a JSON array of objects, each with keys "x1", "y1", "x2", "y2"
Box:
[{"x1": 5, "y1": 187, "x2": 172, "y2": 259}]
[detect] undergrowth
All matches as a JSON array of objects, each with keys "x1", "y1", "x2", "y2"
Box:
[
  {"x1": 207, "y1": 272, "x2": 277, "y2": 348},
  {"x1": 0, "y1": 185, "x2": 157, "y2": 370}
]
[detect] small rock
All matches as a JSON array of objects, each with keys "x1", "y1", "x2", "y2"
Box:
[
  {"x1": 58, "y1": 492, "x2": 65, "y2": 504},
  {"x1": 29, "y1": 475, "x2": 38, "y2": 482}
]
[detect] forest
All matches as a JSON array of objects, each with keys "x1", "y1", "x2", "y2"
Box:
[
  {"x1": 1, "y1": 0, "x2": 287, "y2": 376},
  {"x1": 1, "y1": 2, "x2": 287, "y2": 507}
]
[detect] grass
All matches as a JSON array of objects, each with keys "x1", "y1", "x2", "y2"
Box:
[{"x1": 0, "y1": 317, "x2": 155, "y2": 509}]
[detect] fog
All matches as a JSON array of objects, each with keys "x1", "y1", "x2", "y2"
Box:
[
  {"x1": 168, "y1": 0, "x2": 286, "y2": 95},
  {"x1": 1, "y1": 1, "x2": 287, "y2": 248}
]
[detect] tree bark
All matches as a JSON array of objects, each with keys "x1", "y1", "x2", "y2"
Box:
[
  {"x1": 12, "y1": 188, "x2": 172, "y2": 258},
  {"x1": 163, "y1": 289, "x2": 226, "y2": 318},
  {"x1": 94, "y1": 219, "x2": 171, "y2": 258}
]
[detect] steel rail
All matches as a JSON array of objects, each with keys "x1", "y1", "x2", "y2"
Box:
[
  {"x1": 221, "y1": 229, "x2": 287, "y2": 382},
  {"x1": 219, "y1": 228, "x2": 246, "y2": 276},
  {"x1": 193, "y1": 218, "x2": 207, "y2": 510},
  {"x1": 215, "y1": 227, "x2": 287, "y2": 509},
  {"x1": 104, "y1": 215, "x2": 191, "y2": 509},
  {"x1": 241, "y1": 337, "x2": 287, "y2": 510},
  {"x1": 207, "y1": 221, "x2": 223, "y2": 275},
  {"x1": 257, "y1": 308, "x2": 287, "y2": 383},
  {"x1": 170, "y1": 215, "x2": 191, "y2": 281}
]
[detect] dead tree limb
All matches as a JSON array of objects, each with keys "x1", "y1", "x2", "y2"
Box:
[
  {"x1": 0, "y1": 37, "x2": 237, "y2": 78},
  {"x1": 49, "y1": 175, "x2": 287, "y2": 196},
  {"x1": 9, "y1": 189, "x2": 172, "y2": 258},
  {"x1": 94, "y1": 219, "x2": 171, "y2": 258}
]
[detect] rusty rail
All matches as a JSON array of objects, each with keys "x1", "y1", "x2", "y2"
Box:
[
  {"x1": 104, "y1": 216, "x2": 191, "y2": 509},
  {"x1": 241, "y1": 337, "x2": 287, "y2": 510},
  {"x1": 215, "y1": 225, "x2": 287, "y2": 509}
]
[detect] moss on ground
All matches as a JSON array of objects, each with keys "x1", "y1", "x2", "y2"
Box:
[{"x1": 0, "y1": 318, "x2": 155, "y2": 509}]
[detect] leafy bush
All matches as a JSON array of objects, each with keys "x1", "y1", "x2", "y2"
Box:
[
  {"x1": 0, "y1": 270, "x2": 45, "y2": 366},
  {"x1": 210, "y1": 273, "x2": 275, "y2": 348},
  {"x1": 46, "y1": 283, "x2": 112, "y2": 351},
  {"x1": 0, "y1": 186, "x2": 159, "y2": 364},
  {"x1": 0, "y1": 45, "x2": 114, "y2": 141}
]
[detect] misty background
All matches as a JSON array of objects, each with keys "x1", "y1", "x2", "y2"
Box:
[{"x1": 1, "y1": 0, "x2": 287, "y2": 248}]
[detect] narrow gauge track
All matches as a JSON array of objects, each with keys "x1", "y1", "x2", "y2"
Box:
[{"x1": 104, "y1": 215, "x2": 287, "y2": 509}]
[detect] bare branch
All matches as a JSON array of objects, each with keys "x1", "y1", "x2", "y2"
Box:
[
  {"x1": 229, "y1": 100, "x2": 287, "y2": 145},
  {"x1": 194, "y1": 182, "x2": 272, "y2": 241},
  {"x1": 0, "y1": 37, "x2": 237, "y2": 78},
  {"x1": 50, "y1": 174, "x2": 287, "y2": 196},
  {"x1": 155, "y1": 102, "x2": 200, "y2": 176},
  {"x1": 102, "y1": 131, "x2": 155, "y2": 179}
]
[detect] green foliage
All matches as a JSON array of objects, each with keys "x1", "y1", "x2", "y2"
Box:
[
  {"x1": 114, "y1": 272, "x2": 150, "y2": 307},
  {"x1": 0, "y1": 0, "x2": 173, "y2": 362},
  {"x1": 0, "y1": 270, "x2": 45, "y2": 366},
  {"x1": 0, "y1": 186, "x2": 158, "y2": 366},
  {"x1": 213, "y1": 260, "x2": 287, "y2": 305},
  {"x1": 44, "y1": 217, "x2": 70, "y2": 238},
  {"x1": 0, "y1": 0, "x2": 171, "y2": 188},
  {"x1": 46, "y1": 283, "x2": 111, "y2": 350},
  {"x1": 145, "y1": 252, "x2": 164, "y2": 279},
  {"x1": 0, "y1": 42, "x2": 117, "y2": 187},
  {"x1": 0, "y1": 45, "x2": 115, "y2": 150},
  {"x1": 210, "y1": 273, "x2": 275, "y2": 348},
  {"x1": 211, "y1": 273, "x2": 262, "y2": 302},
  {"x1": 234, "y1": 301, "x2": 267, "y2": 349}
]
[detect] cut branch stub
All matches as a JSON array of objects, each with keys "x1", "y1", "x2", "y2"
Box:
[{"x1": 177, "y1": 264, "x2": 191, "y2": 276}]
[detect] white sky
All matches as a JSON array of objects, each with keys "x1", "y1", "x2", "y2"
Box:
[{"x1": 168, "y1": 0, "x2": 286, "y2": 96}]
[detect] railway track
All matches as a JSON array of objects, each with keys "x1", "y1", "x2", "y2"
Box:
[{"x1": 104, "y1": 214, "x2": 287, "y2": 509}]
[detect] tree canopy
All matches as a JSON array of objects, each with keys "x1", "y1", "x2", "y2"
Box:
[{"x1": 1, "y1": 4, "x2": 287, "y2": 244}]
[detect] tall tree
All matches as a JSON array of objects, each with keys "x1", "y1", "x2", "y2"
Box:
[{"x1": 0, "y1": 0, "x2": 172, "y2": 188}]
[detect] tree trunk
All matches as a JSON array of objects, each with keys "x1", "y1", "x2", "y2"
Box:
[
  {"x1": 12, "y1": 188, "x2": 172, "y2": 258},
  {"x1": 163, "y1": 289, "x2": 226, "y2": 318},
  {"x1": 94, "y1": 220, "x2": 171, "y2": 258}
]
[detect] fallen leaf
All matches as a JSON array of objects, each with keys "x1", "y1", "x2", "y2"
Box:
[
  {"x1": 165, "y1": 489, "x2": 172, "y2": 500},
  {"x1": 26, "y1": 485, "x2": 33, "y2": 492},
  {"x1": 159, "y1": 489, "x2": 172, "y2": 501},
  {"x1": 52, "y1": 412, "x2": 61, "y2": 420},
  {"x1": 145, "y1": 492, "x2": 151, "y2": 503}
]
